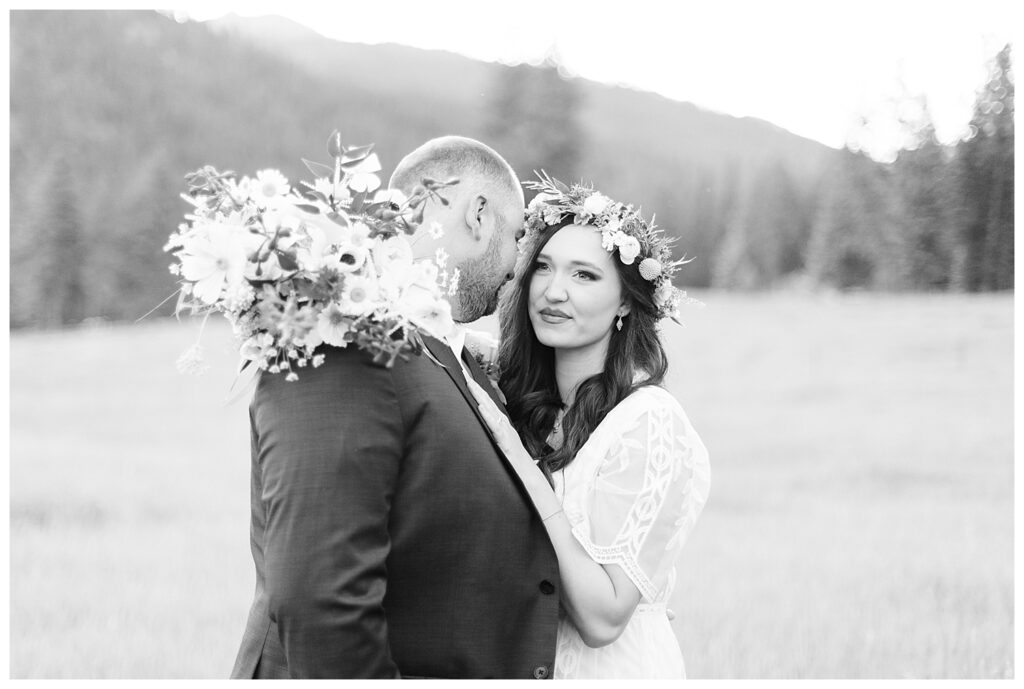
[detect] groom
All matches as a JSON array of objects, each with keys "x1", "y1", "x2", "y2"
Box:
[{"x1": 231, "y1": 136, "x2": 561, "y2": 679}]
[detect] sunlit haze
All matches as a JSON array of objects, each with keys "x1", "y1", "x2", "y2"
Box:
[{"x1": 182, "y1": 1, "x2": 1014, "y2": 161}]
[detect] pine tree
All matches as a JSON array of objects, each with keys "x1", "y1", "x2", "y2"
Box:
[
  {"x1": 953, "y1": 44, "x2": 1014, "y2": 291},
  {"x1": 25, "y1": 154, "x2": 88, "y2": 327},
  {"x1": 805, "y1": 149, "x2": 912, "y2": 290},
  {"x1": 711, "y1": 160, "x2": 808, "y2": 288},
  {"x1": 485, "y1": 50, "x2": 584, "y2": 181},
  {"x1": 890, "y1": 105, "x2": 959, "y2": 290}
]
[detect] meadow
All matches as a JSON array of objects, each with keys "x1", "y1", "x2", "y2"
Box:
[{"x1": 9, "y1": 291, "x2": 1014, "y2": 678}]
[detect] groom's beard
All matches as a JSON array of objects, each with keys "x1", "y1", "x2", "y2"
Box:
[{"x1": 455, "y1": 234, "x2": 506, "y2": 323}]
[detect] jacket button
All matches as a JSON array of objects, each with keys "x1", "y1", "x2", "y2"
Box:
[
  {"x1": 533, "y1": 665, "x2": 549, "y2": 679},
  {"x1": 539, "y1": 580, "x2": 556, "y2": 595}
]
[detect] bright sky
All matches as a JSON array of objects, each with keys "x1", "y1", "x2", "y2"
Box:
[{"x1": 180, "y1": 0, "x2": 1017, "y2": 161}]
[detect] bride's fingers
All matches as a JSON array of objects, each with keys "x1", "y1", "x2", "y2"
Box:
[
  {"x1": 466, "y1": 378, "x2": 489, "y2": 405},
  {"x1": 467, "y1": 379, "x2": 526, "y2": 458},
  {"x1": 476, "y1": 402, "x2": 512, "y2": 446}
]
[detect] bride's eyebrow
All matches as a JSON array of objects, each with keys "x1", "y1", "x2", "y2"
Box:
[
  {"x1": 569, "y1": 260, "x2": 604, "y2": 274},
  {"x1": 536, "y1": 253, "x2": 605, "y2": 274}
]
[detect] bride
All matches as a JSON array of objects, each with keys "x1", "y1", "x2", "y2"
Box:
[{"x1": 468, "y1": 179, "x2": 711, "y2": 679}]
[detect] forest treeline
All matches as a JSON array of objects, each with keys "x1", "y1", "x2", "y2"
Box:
[{"x1": 9, "y1": 10, "x2": 1013, "y2": 327}]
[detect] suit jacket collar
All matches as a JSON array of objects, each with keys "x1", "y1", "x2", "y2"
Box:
[
  {"x1": 422, "y1": 336, "x2": 507, "y2": 452},
  {"x1": 422, "y1": 336, "x2": 552, "y2": 526},
  {"x1": 461, "y1": 347, "x2": 508, "y2": 415}
]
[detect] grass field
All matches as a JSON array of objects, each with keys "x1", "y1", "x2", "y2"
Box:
[{"x1": 9, "y1": 291, "x2": 1014, "y2": 678}]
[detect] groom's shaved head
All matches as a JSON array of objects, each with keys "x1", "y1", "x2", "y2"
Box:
[
  {"x1": 389, "y1": 135, "x2": 523, "y2": 210},
  {"x1": 392, "y1": 136, "x2": 524, "y2": 322}
]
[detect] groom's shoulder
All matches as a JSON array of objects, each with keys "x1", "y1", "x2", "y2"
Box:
[
  {"x1": 253, "y1": 344, "x2": 394, "y2": 403},
  {"x1": 254, "y1": 341, "x2": 447, "y2": 401}
]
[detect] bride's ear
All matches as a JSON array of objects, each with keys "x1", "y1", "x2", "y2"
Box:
[{"x1": 464, "y1": 193, "x2": 489, "y2": 241}]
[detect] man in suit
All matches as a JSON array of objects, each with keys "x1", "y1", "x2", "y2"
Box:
[{"x1": 231, "y1": 136, "x2": 561, "y2": 679}]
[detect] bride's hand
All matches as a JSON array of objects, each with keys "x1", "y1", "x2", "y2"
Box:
[
  {"x1": 465, "y1": 377, "x2": 536, "y2": 472},
  {"x1": 466, "y1": 377, "x2": 563, "y2": 521}
]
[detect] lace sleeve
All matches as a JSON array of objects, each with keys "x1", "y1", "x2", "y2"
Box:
[{"x1": 568, "y1": 390, "x2": 710, "y2": 602}]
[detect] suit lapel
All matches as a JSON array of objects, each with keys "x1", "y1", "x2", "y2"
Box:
[
  {"x1": 423, "y1": 337, "x2": 505, "y2": 451},
  {"x1": 423, "y1": 336, "x2": 552, "y2": 526},
  {"x1": 461, "y1": 349, "x2": 508, "y2": 415}
]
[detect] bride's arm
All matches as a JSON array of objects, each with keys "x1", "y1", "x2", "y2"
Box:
[
  {"x1": 516, "y1": 461, "x2": 643, "y2": 648},
  {"x1": 470, "y1": 383, "x2": 641, "y2": 648}
]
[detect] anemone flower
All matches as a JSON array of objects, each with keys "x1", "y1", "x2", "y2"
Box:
[{"x1": 178, "y1": 225, "x2": 250, "y2": 304}]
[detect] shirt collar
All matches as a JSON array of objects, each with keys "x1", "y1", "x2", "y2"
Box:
[{"x1": 446, "y1": 323, "x2": 467, "y2": 361}]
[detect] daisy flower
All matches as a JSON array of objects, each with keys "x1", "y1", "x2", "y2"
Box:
[
  {"x1": 338, "y1": 275, "x2": 379, "y2": 316},
  {"x1": 435, "y1": 247, "x2": 449, "y2": 271},
  {"x1": 347, "y1": 221, "x2": 373, "y2": 251},
  {"x1": 251, "y1": 169, "x2": 291, "y2": 208}
]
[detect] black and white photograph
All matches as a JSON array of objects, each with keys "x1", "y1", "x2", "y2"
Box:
[{"x1": 6, "y1": 1, "x2": 1016, "y2": 680}]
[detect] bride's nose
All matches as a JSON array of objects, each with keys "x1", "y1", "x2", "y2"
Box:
[{"x1": 543, "y1": 275, "x2": 569, "y2": 302}]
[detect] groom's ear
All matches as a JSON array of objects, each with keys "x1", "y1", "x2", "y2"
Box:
[{"x1": 464, "y1": 193, "x2": 489, "y2": 241}]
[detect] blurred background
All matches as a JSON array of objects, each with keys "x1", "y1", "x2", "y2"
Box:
[{"x1": 8, "y1": 3, "x2": 1015, "y2": 679}]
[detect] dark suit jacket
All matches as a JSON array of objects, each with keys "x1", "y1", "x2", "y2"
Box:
[{"x1": 230, "y1": 337, "x2": 561, "y2": 679}]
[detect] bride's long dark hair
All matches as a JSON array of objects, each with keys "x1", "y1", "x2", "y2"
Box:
[{"x1": 497, "y1": 220, "x2": 668, "y2": 478}]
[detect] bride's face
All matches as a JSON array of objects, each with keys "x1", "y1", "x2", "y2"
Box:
[{"x1": 528, "y1": 224, "x2": 627, "y2": 353}]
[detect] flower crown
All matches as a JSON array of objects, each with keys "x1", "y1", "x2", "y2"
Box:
[{"x1": 522, "y1": 171, "x2": 699, "y2": 322}]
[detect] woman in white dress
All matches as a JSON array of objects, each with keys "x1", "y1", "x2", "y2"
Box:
[{"x1": 468, "y1": 177, "x2": 710, "y2": 679}]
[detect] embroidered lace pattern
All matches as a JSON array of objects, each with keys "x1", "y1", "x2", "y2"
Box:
[{"x1": 551, "y1": 385, "x2": 710, "y2": 679}]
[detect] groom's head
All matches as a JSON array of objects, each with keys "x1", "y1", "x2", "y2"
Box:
[{"x1": 390, "y1": 136, "x2": 525, "y2": 323}]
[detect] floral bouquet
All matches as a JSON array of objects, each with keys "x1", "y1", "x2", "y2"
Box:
[{"x1": 165, "y1": 131, "x2": 459, "y2": 381}]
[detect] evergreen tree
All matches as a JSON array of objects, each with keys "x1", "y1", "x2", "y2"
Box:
[
  {"x1": 711, "y1": 160, "x2": 808, "y2": 288},
  {"x1": 953, "y1": 44, "x2": 1014, "y2": 291},
  {"x1": 91, "y1": 147, "x2": 184, "y2": 321},
  {"x1": 806, "y1": 149, "x2": 912, "y2": 290},
  {"x1": 890, "y1": 103, "x2": 959, "y2": 290},
  {"x1": 485, "y1": 51, "x2": 584, "y2": 181},
  {"x1": 14, "y1": 155, "x2": 88, "y2": 327},
  {"x1": 663, "y1": 165, "x2": 719, "y2": 288}
]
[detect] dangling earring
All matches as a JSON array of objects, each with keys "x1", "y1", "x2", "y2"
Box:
[{"x1": 616, "y1": 314, "x2": 624, "y2": 331}]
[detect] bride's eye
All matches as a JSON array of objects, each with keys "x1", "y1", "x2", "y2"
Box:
[
  {"x1": 575, "y1": 270, "x2": 597, "y2": 281},
  {"x1": 533, "y1": 260, "x2": 550, "y2": 273}
]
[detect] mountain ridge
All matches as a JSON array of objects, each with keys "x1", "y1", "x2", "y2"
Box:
[
  {"x1": 8, "y1": 9, "x2": 878, "y2": 327},
  {"x1": 206, "y1": 11, "x2": 836, "y2": 187}
]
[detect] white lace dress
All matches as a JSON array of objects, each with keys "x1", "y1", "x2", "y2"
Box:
[{"x1": 550, "y1": 385, "x2": 711, "y2": 679}]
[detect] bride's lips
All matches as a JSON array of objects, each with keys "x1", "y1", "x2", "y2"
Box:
[{"x1": 538, "y1": 307, "x2": 571, "y2": 324}]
